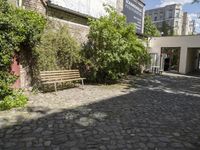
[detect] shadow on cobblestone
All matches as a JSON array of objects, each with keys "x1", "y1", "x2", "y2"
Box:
[
  {"x1": 1, "y1": 76, "x2": 200, "y2": 150},
  {"x1": 133, "y1": 75, "x2": 200, "y2": 96}
]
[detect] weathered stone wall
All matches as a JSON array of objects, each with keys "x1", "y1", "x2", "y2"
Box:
[
  {"x1": 48, "y1": 16, "x2": 89, "y2": 44},
  {"x1": 47, "y1": 6, "x2": 89, "y2": 43},
  {"x1": 23, "y1": 0, "x2": 46, "y2": 14},
  {"x1": 23, "y1": 0, "x2": 90, "y2": 43}
]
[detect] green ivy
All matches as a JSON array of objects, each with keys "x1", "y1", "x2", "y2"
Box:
[
  {"x1": 0, "y1": 0, "x2": 46, "y2": 70},
  {"x1": 0, "y1": 0, "x2": 46, "y2": 109}
]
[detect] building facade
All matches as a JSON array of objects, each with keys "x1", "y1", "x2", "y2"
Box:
[
  {"x1": 182, "y1": 12, "x2": 189, "y2": 35},
  {"x1": 145, "y1": 4, "x2": 183, "y2": 35},
  {"x1": 145, "y1": 4, "x2": 196, "y2": 36},
  {"x1": 182, "y1": 12, "x2": 196, "y2": 35},
  {"x1": 9, "y1": 0, "x2": 145, "y2": 40},
  {"x1": 149, "y1": 36, "x2": 200, "y2": 74},
  {"x1": 189, "y1": 20, "x2": 196, "y2": 35}
]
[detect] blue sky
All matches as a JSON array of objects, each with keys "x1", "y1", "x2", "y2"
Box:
[{"x1": 144, "y1": 0, "x2": 200, "y2": 33}]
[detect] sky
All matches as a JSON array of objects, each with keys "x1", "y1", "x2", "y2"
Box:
[{"x1": 144, "y1": 0, "x2": 200, "y2": 33}]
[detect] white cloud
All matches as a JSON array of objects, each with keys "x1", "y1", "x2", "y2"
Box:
[{"x1": 159, "y1": 0, "x2": 193, "y2": 7}]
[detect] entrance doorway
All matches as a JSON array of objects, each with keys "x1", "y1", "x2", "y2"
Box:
[
  {"x1": 186, "y1": 48, "x2": 200, "y2": 73},
  {"x1": 197, "y1": 53, "x2": 200, "y2": 71},
  {"x1": 161, "y1": 47, "x2": 181, "y2": 72}
]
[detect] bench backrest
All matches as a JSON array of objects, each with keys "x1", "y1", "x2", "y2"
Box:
[{"x1": 40, "y1": 70, "x2": 81, "y2": 83}]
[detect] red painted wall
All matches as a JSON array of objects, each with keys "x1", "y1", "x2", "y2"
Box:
[{"x1": 11, "y1": 56, "x2": 20, "y2": 89}]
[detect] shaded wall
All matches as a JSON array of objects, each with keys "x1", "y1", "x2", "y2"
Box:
[{"x1": 186, "y1": 49, "x2": 199, "y2": 73}]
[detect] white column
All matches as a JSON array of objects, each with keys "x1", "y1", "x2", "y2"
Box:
[{"x1": 179, "y1": 46, "x2": 188, "y2": 74}]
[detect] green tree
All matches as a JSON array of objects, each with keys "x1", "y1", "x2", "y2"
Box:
[
  {"x1": 82, "y1": 6, "x2": 149, "y2": 83},
  {"x1": 159, "y1": 21, "x2": 174, "y2": 36},
  {"x1": 36, "y1": 24, "x2": 81, "y2": 71},
  {"x1": 144, "y1": 16, "x2": 160, "y2": 37}
]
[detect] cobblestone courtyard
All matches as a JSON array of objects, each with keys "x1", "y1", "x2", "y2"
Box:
[{"x1": 0, "y1": 74, "x2": 200, "y2": 150}]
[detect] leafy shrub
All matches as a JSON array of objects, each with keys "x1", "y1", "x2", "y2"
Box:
[
  {"x1": 0, "y1": 0, "x2": 46, "y2": 71},
  {"x1": 0, "y1": 91, "x2": 27, "y2": 111},
  {"x1": 0, "y1": 71, "x2": 17, "y2": 100},
  {"x1": 82, "y1": 6, "x2": 149, "y2": 83},
  {"x1": 0, "y1": 0, "x2": 45, "y2": 109},
  {"x1": 36, "y1": 24, "x2": 81, "y2": 71}
]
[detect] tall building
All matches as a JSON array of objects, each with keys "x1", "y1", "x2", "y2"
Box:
[
  {"x1": 182, "y1": 12, "x2": 189, "y2": 35},
  {"x1": 182, "y1": 12, "x2": 196, "y2": 35},
  {"x1": 145, "y1": 4, "x2": 184, "y2": 35},
  {"x1": 189, "y1": 20, "x2": 196, "y2": 35},
  {"x1": 122, "y1": 0, "x2": 145, "y2": 34}
]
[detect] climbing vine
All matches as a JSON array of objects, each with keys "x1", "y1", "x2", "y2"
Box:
[{"x1": 0, "y1": 0, "x2": 46, "y2": 109}]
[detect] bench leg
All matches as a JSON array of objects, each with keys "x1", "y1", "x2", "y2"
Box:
[
  {"x1": 81, "y1": 79, "x2": 84, "y2": 90},
  {"x1": 54, "y1": 82, "x2": 57, "y2": 92}
]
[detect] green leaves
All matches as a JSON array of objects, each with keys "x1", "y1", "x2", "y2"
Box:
[
  {"x1": 36, "y1": 24, "x2": 80, "y2": 71},
  {"x1": 83, "y1": 6, "x2": 149, "y2": 83},
  {"x1": 0, "y1": 90, "x2": 27, "y2": 111},
  {"x1": 144, "y1": 16, "x2": 160, "y2": 37},
  {"x1": 0, "y1": 0, "x2": 46, "y2": 70},
  {"x1": 0, "y1": 0, "x2": 45, "y2": 109}
]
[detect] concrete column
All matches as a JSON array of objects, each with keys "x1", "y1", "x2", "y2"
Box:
[{"x1": 179, "y1": 46, "x2": 188, "y2": 74}]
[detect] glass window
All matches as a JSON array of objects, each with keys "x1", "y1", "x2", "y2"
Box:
[
  {"x1": 168, "y1": 10, "x2": 173, "y2": 18},
  {"x1": 175, "y1": 21, "x2": 178, "y2": 27},
  {"x1": 176, "y1": 12, "x2": 179, "y2": 18}
]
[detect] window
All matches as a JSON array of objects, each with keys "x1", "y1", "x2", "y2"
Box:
[
  {"x1": 160, "y1": 12, "x2": 163, "y2": 20},
  {"x1": 154, "y1": 16, "x2": 157, "y2": 21},
  {"x1": 175, "y1": 9, "x2": 180, "y2": 18},
  {"x1": 175, "y1": 21, "x2": 178, "y2": 27},
  {"x1": 168, "y1": 10, "x2": 173, "y2": 18}
]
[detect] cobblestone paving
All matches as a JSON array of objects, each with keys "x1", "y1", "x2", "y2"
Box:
[{"x1": 1, "y1": 75, "x2": 200, "y2": 150}]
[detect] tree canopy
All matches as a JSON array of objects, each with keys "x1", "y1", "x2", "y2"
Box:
[
  {"x1": 82, "y1": 6, "x2": 149, "y2": 83},
  {"x1": 144, "y1": 16, "x2": 160, "y2": 37}
]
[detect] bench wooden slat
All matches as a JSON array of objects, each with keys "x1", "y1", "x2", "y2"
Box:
[
  {"x1": 40, "y1": 69, "x2": 85, "y2": 92},
  {"x1": 40, "y1": 74, "x2": 81, "y2": 78},
  {"x1": 42, "y1": 78, "x2": 85, "y2": 84},
  {"x1": 41, "y1": 76, "x2": 81, "y2": 82},
  {"x1": 40, "y1": 74, "x2": 80, "y2": 77},
  {"x1": 41, "y1": 69, "x2": 79, "y2": 72},
  {"x1": 41, "y1": 72, "x2": 79, "y2": 75}
]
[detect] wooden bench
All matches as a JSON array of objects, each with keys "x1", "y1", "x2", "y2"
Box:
[{"x1": 40, "y1": 70, "x2": 85, "y2": 92}]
